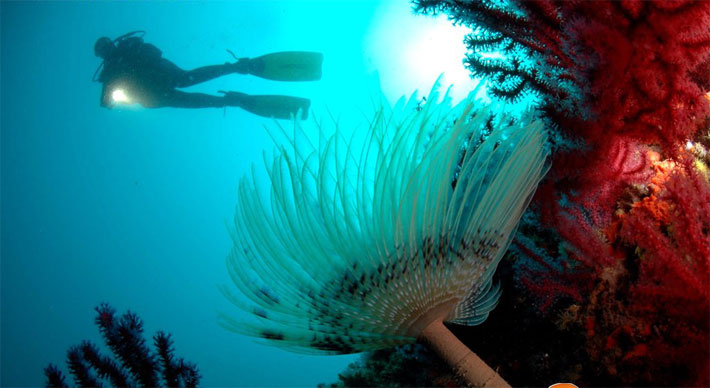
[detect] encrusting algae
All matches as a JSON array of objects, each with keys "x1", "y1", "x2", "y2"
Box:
[{"x1": 219, "y1": 80, "x2": 549, "y2": 387}]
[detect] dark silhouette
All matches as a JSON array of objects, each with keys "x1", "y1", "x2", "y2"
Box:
[
  {"x1": 44, "y1": 303, "x2": 200, "y2": 388},
  {"x1": 94, "y1": 31, "x2": 322, "y2": 119}
]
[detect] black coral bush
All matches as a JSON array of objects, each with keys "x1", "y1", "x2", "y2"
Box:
[{"x1": 44, "y1": 303, "x2": 200, "y2": 388}]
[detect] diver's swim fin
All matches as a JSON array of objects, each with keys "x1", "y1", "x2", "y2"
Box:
[
  {"x1": 220, "y1": 91, "x2": 310, "y2": 120},
  {"x1": 240, "y1": 51, "x2": 323, "y2": 82}
]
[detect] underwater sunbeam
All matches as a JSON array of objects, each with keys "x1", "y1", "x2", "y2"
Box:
[{"x1": 365, "y1": 2, "x2": 475, "y2": 103}]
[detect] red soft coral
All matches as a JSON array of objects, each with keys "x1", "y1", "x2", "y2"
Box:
[
  {"x1": 619, "y1": 155, "x2": 710, "y2": 305},
  {"x1": 570, "y1": 151, "x2": 709, "y2": 386},
  {"x1": 565, "y1": 0, "x2": 710, "y2": 150},
  {"x1": 517, "y1": 146, "x2": 710, "y2": 385}
]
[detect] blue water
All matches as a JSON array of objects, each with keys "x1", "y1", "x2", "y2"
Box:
[{"x1": 1, "y1": 1, "x2": 473, "y2": 386}]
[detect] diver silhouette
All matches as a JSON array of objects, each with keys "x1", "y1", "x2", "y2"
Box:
[{"x1": 93, "y1": 31, "x2": 322, "y2": 119}]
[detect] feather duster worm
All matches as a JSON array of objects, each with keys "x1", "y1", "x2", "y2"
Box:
[{"x1": 219, "y1": 83, "x2": 549, "y2": 387}]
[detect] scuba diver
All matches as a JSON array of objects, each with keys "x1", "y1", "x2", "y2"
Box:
[{"x1": 93, "y1": 31, "x2": 322, "y2": 119}]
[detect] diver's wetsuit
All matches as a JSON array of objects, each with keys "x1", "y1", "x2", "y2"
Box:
[{"x1": 97, "y1": 36, "x2": 241, "y2": 108}]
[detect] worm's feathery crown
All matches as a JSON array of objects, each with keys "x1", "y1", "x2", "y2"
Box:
[{"x1": 220, "y1": 81, "x2": 549, "y2": 354}]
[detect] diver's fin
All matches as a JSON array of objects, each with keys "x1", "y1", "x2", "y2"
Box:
[
  {"x1": 245, "y1": 51, "x2": 323, "y2": 82},
  {"x1": 220, "y1": 91, "x2": 310, "y2": 120}
]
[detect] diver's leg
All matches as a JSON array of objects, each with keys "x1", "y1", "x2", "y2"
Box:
[
  {"x1": 153, "y1": 90, "x2": 310, "y2": 119},
  {"x1": 154, "y1": 90, "x2": 228, "y2": 108},
  {"x1": 175, "y1": 63, "x2": 243, "y2": 87},
  {"x1": 220, "y1": 91, "x2": 310, "y2": 119}
]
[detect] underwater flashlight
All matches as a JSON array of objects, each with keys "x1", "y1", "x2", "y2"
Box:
[{"x1": 111, "y1": 88, "x2": 130, "y2": 104}]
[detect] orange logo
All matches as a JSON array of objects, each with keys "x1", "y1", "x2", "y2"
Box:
[{"x1": 549, "y1": 384, "x2": 579, "y2": 388}]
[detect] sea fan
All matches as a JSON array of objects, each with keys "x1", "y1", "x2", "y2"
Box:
[{"x1": 219, "y1": 82, "x2": 549, "y2": 386}]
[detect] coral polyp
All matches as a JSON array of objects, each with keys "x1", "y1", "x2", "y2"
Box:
[{"x1": 220, "y1": 82, "x2": 548, "y2": 384}]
